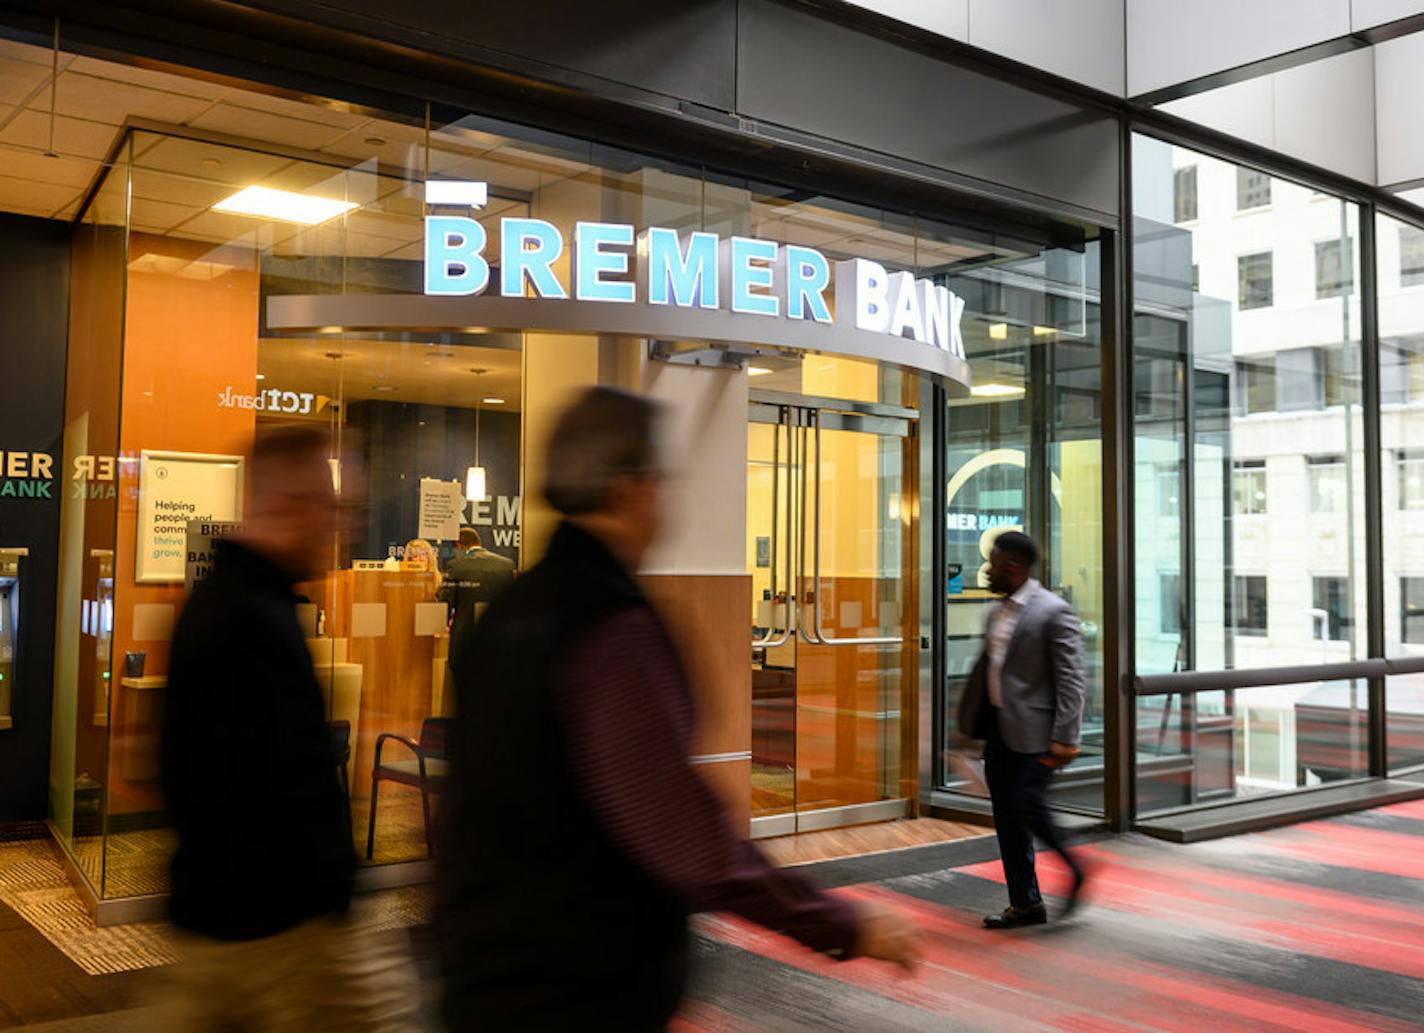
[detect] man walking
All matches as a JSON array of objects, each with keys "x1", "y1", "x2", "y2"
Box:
[
  {"x1": 438, "y1": 388, "x2": 918, "y2": 1032},
  {"x1": 958, "y1": 531, "x2": 1087, "y2": 929},
  {"x1": 160, "y1": 425, "x2": 418, "y2": 1030}
]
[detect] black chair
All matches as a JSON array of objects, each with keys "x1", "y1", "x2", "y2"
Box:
[
  {"x1": 330, "y1": 720, "x2": 352, "y2": 800},
  {"x1": 366, "y1": 717, "x2": 450, "y2": 860}
]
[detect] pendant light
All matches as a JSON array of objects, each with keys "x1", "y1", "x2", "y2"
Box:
[{"x1": 465, "y1": 368, "x2": 488, "y2": 502}]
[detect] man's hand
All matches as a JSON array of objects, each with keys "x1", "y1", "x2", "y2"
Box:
[
  {"x1": 1040, "y1": 742, "x2": 1080, "y2": 769},
  {"x1": 853, "y1": 902, "x2": 920, "y2": 974}
]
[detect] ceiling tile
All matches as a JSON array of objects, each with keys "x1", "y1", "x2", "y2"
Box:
[
  {"x1": 0, "y1": 173, "x2": 84, "y2": 213},
  {"x1": 65, "y1": 54, "x2": 229, "y2": 100},
  {"x1": 169, "y1": 208, "x2": 301, "y2": 248},
  {"x1": 0, "y1": 149, "x2": 99, "y2": 189},
  {"x1": 187, "y1": 103, "x2": 353, "y2": 150},
  {"x1": 0, "y1": 38, "x2": 53, "y2": 66},
  {"x1": 0, "y1": 55, "x2": 54, "y2": 106},
  {"x1": 134, "y1": 135, "x2": 290, "y2": 187},
  {"x1": 130, "y1": 195, "x2": 199, "y2": 232},
  {"x1": 52, "y1": 70, "x2": 214, "y2": 126},
  {"x1": 218, "y1": 90, "x2": 367, "y2": 129},
  {"x1": 0, "y1": 109, "x2": 120, "y2": 160},
  {"x1": 343, "y1": 208, "x2": 423, "y2": 243},
  {"x1": 130, "y1": 169, "x2": 233, "y2": 209}
]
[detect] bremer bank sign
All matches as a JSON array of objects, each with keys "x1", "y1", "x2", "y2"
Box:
[
  {"x1": 422, "y1": 181, "x2": 967, "y2": 363},
  {"x1": 263, "y1": 182, "x2": 972, "y2": 389}
]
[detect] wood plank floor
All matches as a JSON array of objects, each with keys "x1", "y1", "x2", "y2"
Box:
[{"x1": 758, "y1": 818, "x2": 989, "y2": 867}]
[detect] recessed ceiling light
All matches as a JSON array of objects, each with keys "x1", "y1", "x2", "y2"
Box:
[
  {"x1": 1033, "y1": 325, "x2": 1056, "y2": 336},
  {"x1": 429, "y1": 350, "x2": 455, "y2": 358},
  {"x1": 256, "y1": 373, "x2": 266, "y2": 381},
  {"x1": 201, "y1": 157, "x2": 221, "y2": 168},
  {"x1": 481, "y1": 396, "x2": 505, "y2": 405},
  {"x1": 213, "y1": 185, "x2": 357, "y2": 225},
  {"x1": 971, "y1": 383, "x2": 1025, "y2": 398},
  {"x1": 364, "y1": 136, "x2": 387, "y2": 147},
  {"x1": 747, "y1": 366, "x2": 773, "y2": 376},
  {"x1": 372, "y1": 385, "x2": 396, "y2": 393},
  {"x1": 987, "y1": 323, "x2": 1008, "y2": 340}
]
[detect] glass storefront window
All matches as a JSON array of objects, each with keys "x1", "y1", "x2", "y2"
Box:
[
  {"x1": 1377, "y1": 211, "x2": 1424, "y2": 773},
  {"x1": 939, "y1": 235, "x2": 1105, "y2": 812},
  {"x1": 1133, "y1": 134, "x2": 1366, "y2": 810},
  {"x1": 1137, "y1": 679, "x2": 1369, "y2": 815}
]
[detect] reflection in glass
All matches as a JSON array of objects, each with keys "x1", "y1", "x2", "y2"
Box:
[{"x1": 940, "y1": 239, "x2": 1105, "y2": 813}]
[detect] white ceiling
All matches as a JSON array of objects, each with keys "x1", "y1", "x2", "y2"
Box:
[
  {"x1": 0, "y1": 36, "x2": 1000, "y2": 274},
  {"x1": 258, "y1": 338, "x2": 524, "y2": 411}
]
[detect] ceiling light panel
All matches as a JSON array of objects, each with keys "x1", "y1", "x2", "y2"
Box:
[{"x1": 213, "y1": 185, "x2": 357, "y2": 225}]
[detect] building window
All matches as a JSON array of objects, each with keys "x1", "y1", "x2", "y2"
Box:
[
  {"x1": 1233, "y1": 460, "x2": 1267, "y2": 515},
  {"x1": 1404, "y1": 578, "x2": 1424, "y2": 645},
  {"x1": 1312, "y1": 576, "x2": 1353, "y2": 642},
  {"x1": 1160, "y1": 573, "x2": 1182, "y2": 634},
  {"x1": 1382, "y1": 337, "x2": 1424, "y2": 404},
  {"x1": 1234, "y1": 355, "x2": 1277, "y2": 414},
  {"x1": 1315, "y1": 238, "x2": 1353, "y2": 299},
  {"x1": 1308, "y1": 456, "x2": 1346, "y2": 513},
  {"x1": 1238, "y1": 251, "x2": 1273, "y2": 310},
  {"x1": 1174, "y1": 166, "x2": 1198, "y2": 223},
  {"x1": 1237, "y1": 167, "x2": 1271, "y2": 210},
  {"x1": 1401, "y1": 451, "x2": 1424, "y2": 511},
  {"x1": 1155, "y1": 464, "x2": 1181, "y2": 518},
  {"x1": 1402, "y1": 224, "x2": 1424, "y2": 288},
  {"x1": 1232, "y1": 575, "x2": 1268, "y2": 637},
  {"x1": 1191, "y1": 262, "x2": 1200, "y2": 293}
]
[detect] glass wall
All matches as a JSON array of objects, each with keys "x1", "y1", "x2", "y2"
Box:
[
  {"x1": 37, "y1": 42, "x2": 1018, "y2": 896},
  {"x1": 1132, "y1": 134, "x2": 1369, "y2": 812},
  {"x1": 1377, "y1": 211, "x2": 1424, "y2": 773},
  {"x1": 938, "y1": 238, "x2": 1106, "y2": 813}
]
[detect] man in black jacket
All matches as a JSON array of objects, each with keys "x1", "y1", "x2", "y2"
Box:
[
  {"x1": 160, "y1": 425, "x2": 417, "y2": 1030},
  {"x1": 437, "y1": 388, "x2": 918, "y2": 1033}
]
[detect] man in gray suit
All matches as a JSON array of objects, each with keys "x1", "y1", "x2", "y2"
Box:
[
  {"x1": 957, "y1": 531, "x2": 1087, "y2": 929},
  {"x1": 440, "y1": 526, "x2": 517, "y2": 678}
]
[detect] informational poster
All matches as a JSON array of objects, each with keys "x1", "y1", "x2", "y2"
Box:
[
  {"x1": 418, "y1": 477, "x2": 463, "y2": 542},
  {"x1": 184, "y1": 520, "x2": 246, "y2": 592},
  {"x1": 137, "y1": 451, "x2": 244, "y2": 584}
]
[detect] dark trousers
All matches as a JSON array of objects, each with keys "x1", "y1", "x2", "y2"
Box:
[{"x1": 984, "y1": 709, "x2": 1081, "y2": 910}]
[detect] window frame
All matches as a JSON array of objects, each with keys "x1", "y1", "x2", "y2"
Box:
[
  {"x1": 1232, "y1": 574, "x2": 1269, "y2": 638},
  {"x1": 1237, "y1": 250, "x2": 1274, "y2": 311}
]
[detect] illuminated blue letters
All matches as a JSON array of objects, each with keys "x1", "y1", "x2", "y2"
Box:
[
  {"x1": 646, "y1": 228, "x2": 719, "y2": 308},
  {"x1": 729, "y1": 237, "x2": 779, "y2": 317},
  {"x1": 574, "y1": 222, "x2": 635, "y2": 303},
  {"x1": 424, "y1": 216, "x2": 489, "y2": 296},
  {"x1": 783, "y1": 246, "x2": 831, "y2": 323},
  {"x1": 500, "y1": 218, "x2": 567, "y2": 299}
]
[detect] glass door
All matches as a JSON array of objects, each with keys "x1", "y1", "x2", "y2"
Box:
[{"x1": 749, "y1": 397, "x2": 917, "y2": 836}]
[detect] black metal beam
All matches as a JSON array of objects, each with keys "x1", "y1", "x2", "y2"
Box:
[
  {"x1": 1099, "y1": 119, "x2": 1136, "y2": 831},
  {"x1": 1360, "y1": 206, "x2": 1388, "y2": 776}
]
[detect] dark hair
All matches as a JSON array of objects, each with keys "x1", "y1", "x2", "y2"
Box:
[
  {"x1": 250, "y1": 423, "x2": 332, "y2": 485},
  {"x1": 992, "y1": 530, "x2": 1039, "y2": 569},
  {"x1": 459, "y1": 526, "x2": 481, "y2": 548},
  {"x1": 543, "y1": 388, "x2": 661, "y2": 516}
]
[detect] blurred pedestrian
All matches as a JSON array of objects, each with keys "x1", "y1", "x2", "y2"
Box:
[
  {"x1": 957, "y1": 530, "x2": 1088, "y2": 929},
  {"x1": 159, "y1": 424, "x2": 419, "y2": 1030},
  {"x1": 437, "y1": 387, "x2": 918, "y2": 1032}
]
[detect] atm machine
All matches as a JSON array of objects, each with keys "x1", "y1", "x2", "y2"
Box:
[{"x1": 0, "y1": 548, "x2": 23, "y2": 731}]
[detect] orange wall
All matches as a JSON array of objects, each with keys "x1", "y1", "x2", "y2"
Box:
[{"x1": 107, "y1": 234, "x2": 259, "y2": 812}]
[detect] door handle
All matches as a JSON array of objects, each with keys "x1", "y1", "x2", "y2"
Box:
[{"x1": 754, "y1": 410, "x2": 793, "y2": 649}]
